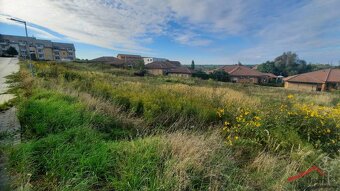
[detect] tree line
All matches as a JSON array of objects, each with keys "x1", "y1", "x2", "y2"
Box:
[{"x1": 256, "y1": 52, "x2": 335, "y2": 77}]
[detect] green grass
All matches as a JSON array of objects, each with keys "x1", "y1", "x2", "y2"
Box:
[
  {"x1": 3, "y1": 61, "x2": 339, "y2": 190},
  {"x1": 0, "y1": 99, "x2": 15, "y2": 111},
  {"x1": 8, "y1": 127, "x2": 243, "y2": 190},
  {"x1": 18, "y1": 89, "x2": 136, "y2": 140}
]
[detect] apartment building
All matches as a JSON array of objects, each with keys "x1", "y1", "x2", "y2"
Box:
[{"x1": 0, "y1": 34, "x2": 76, "y2": 61}]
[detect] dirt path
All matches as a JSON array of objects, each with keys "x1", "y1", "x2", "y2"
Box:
[{"x1": 0, "y1": 57, "x2": 21, "y2": 190}]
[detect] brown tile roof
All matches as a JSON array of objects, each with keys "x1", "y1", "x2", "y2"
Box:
[
  {"x1": 327, "y1": 68, "x2": 340, "y2": 82},
  {"x1": 145, "y1": 61, "x2": 179, "y2": 69},
  {"x1": 168, "y1": 61, "x2": 181, "y2": 67},
  {"x1": 168, "y1": 66, "x2": 193, "y2": 74},
  {"x1": 284, "y1": 68, "x2": 340, "y2": 83},
  {"x1": 219, "y1": 65, "x2": 268, "y2": 77},
  {"x1": 263, "y1": 73, "x2": 277, "y2": 78},
  {"x1": 91, "y1": 56, "x2": 122, "y2": 63}
]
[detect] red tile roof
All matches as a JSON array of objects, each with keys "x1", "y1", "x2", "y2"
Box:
[
  {"x1": 218, "y1": 65, "x2": 270, "y2": 77},
  {"x1": 284, "y1": 69, "x2": 340, "y2": 83},
  {"x1": 145, "y1": 61, "x2": 179, "y2": 69},
  {"x1": 263, "y1": 73, "x2": 277, "y2": 78},
  {"x1": 168, "y1": 66, "x2": 193, "y2": 74},
  {"x1": 91, "y1": 56, "x2": 124, "y2": 65}
]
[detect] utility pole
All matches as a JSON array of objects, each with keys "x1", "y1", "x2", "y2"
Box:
[{"x1": 8, "y1": 18, "x2": 34, "y2": 76}]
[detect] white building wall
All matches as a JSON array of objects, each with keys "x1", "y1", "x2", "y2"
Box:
[{"x1": 143, "y1": 57, "x2": 167, "y2": 64}]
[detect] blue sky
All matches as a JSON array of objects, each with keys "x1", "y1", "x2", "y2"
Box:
[{"x1": 1, "y1": 0, "x2": 340, "y2": 65}]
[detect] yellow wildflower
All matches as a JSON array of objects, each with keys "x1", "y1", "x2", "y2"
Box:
[
  {"x1": 287, "y1": 94, "x2": 294, "y2": 99},
  {"x1": 254, "y1": 116, "x2": 261, "y2": 121}
]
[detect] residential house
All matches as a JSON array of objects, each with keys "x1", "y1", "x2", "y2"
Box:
[
  {"x1": 284, "y1": 68, "x2": 340, "y2": 91},
  {"x1": 91, "y1": 56, "x2": 124, "y2": 67},
  {"x1": 168, "y1": 66, "x2": 193, "y2": 77},
  {"x1": 116, "y1": 54, "x2": 144, "y2": 67},
  {"x1": 216, "y1": 63, "x2": 275, "y2": 83},
  {"x1": 145, "y1": 61, "x2": 183, "y2": 75},
  {"x1": 117, "y1": 54, "x2": 142, "y2": 62},
  {"x1": 0, "y1": 34, "x2": 76, "y2": 61}
]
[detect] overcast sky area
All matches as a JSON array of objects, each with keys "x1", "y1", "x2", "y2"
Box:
[{"x1": 1, "y1": 0, "x2": 340, "y2": 65}]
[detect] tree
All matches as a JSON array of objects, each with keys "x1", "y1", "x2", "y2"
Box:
[
  {"x1": 192, "y1": 70, "x2": 210, "y2": 80},
  {"x1": 6, "y1": 46, "x2": 18, "y2": 56},
  {"x1": 191, "y1": 60, "x2": 195, "y2": 70},
  {"x1": 257, "y1": 52, "x2": 311, "y2": 76}
]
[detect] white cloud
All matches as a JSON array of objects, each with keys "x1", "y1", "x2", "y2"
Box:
[
  {"x1": 0, "y1": 0, "x2": 339, "y2": 63},
  {"x1": 0, "y1": 0, "x2": 171, "y2": 53},
  {"x1": 230, "y1": 0, "x2": 340, "y2": 64},
  {"x1": 0, "y1": 0, "x2": 248, "y2": 51},
  {"x1": 0, "y1": 15, "x2": 60, "y2": 40},
  {"x1": 173, "y1": 31, "x2": 212, "y2": 46}
]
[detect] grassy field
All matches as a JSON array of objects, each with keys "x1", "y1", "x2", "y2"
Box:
[{"x1": 2, "y1": 61, "x2": 339, "y2": 190}]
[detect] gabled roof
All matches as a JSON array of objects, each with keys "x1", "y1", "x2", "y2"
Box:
[
  {"x1": 168, "y1": 66, "x2": 193, "y2": 74},
  {"x1": 52, "y1": 42, "x2": 75, "y2": 50},
  {"x1": 284, "y1": 68, "x2": 340, "y2": 83},
  {"x1": 91, "y1": 56, "x2": 121, "y2": 62},
  {"x1": 91, "y1": 56, "x2": 124, "y2": 65},
  {"x1": 145, "y1": 61, "x2": 179, "y2": 69},
  {"x1": 168, "y1": 61, "x2": 181, "y2": 67},
  {"x1": 263, "y1": 73, "x2": 277, "y2": 78},
  {"x1": 1, "y1": 34, "x2": 52, "y2": 48},
  {"x1": 219, "y1": 64, "x2": 269, "y2": 77}
]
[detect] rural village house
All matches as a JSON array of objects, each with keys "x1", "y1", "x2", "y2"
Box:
[
  {"x1": 215, "y1": 63, "x2": 277, "y2": 83},
  {"x1": 91, "y1": 56, "x2": 124, "y2": 66},
  {"x1": 284, "y1": 68, "x2": 340, "y2": 91},
  {"x1": 92, "y1": 54, "x2": 144, "y2": 68},
  {"x1": 168, "y1": 66, "x2": 193, "y2": 77},
  {"x1": 145, "y1": 61, "x2": 191, "y2": 76},
  {"x1": 117, "y1": 54, "x2": 142, "y2": 62}
]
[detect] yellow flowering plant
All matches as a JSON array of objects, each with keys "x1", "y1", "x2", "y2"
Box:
[{"x1": 220, "y1": 107, "x2": 265, "y2": 146}]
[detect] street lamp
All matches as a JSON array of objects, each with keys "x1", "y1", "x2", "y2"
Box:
[{"x1": 8, "y1": 18, "x2": 34, "y2": 76}]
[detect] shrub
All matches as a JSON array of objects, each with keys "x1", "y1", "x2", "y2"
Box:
[{"x1": 209, "y1": 70, "x2": 230, "y2": 82}]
